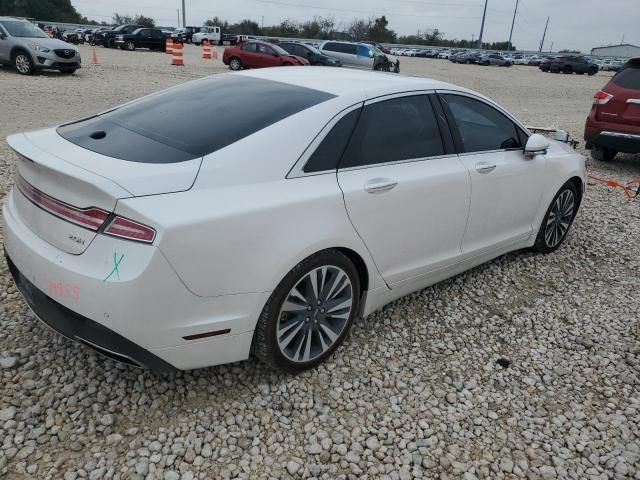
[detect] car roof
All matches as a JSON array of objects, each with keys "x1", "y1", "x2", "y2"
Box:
[{"x1": 236, "y1": 67, "x2": 467, "y2": 99}]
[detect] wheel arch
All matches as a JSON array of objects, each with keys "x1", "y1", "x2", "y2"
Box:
[
  {"x1": 567, "y1": 176, "x2": 584, "y2": 208},
  {"x1": 10, "y1": 46, "x2": 31, "y2": 61}
]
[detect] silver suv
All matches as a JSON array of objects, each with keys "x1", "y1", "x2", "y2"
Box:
[
  {"x1": 318, "y1": 41, "x2": 399, "y2": 73},
  {"x1": 0, "y1": 17, "x2": 81, "y2": 75}
]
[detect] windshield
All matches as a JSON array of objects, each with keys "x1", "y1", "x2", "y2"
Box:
[
  {"x1": 272, "y1": 44, "x2": 289, "y2": 56},
  {"x1": 0, "y1": 21, "x2": 48, "y2": 38},
  {"x1": 113, "y1": 25, "x2": 125, "y2": 32},
  {"x1": 304, "y1": 44, "x2": 321, "y2": 55}
]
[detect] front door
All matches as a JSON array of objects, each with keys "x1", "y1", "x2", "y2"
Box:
[
  {"x1": 337, "y1": 93, "x2": 471, "y2": 286},
  {"x1": 438, "y1": 92, "x2": 546, "y2": 258}
]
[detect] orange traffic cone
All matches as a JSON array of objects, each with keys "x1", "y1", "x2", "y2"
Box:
[
  {"x1": 212, "y1": 48, "x2": 219, "y2": 60},
  {"x1": 171, "y1": 41, "x2": 184, "y2": 66},
  {"x1": 166, "y1": 37, "x2": 173, "y2": 54},
  {"x1": 202, "y1": 40, "x2": 212, "y2": 59},
  {"x1": 92, "y1": 47, "x2": 99, "y2": 65}
]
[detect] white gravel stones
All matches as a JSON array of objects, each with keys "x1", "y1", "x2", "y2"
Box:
[{"x1": 1, "y1": 47, "x2": 639, "y2": 479}]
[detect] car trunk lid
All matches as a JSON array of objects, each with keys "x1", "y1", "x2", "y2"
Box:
[{"x1": 7, "y1": 129, "x2": 201, "y2": 254}]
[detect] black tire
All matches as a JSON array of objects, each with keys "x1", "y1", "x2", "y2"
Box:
[
  {"x1": 591, "y1": 144, "x2": 617, "y2": 162},
  {"x1": 229, "y1": 57, "x2": 242, "y2": 70},
  {"x1": 533, "y1": 181, "x2": 579, "y2": 254},
  {"x1": 588, "y1": 69, "x2": 597, "y2": 76},
  {"x1": 282, "y1": 62, "x2": 293, "y2": 66},
  {"x1": 252, "y1": 250, "x2": 361, "y2": 373},
  {"x1": 505, "y1": 62, "x2": 512, "y2": 67},
  {"x1": 12, "y1": 50, "x2": 35, "y2": 75},
  {"x1": 58, "y1": 68, "x2": 77, "y2": 74},
  {"x1": 125, "y1": 40, "x2": 136, "y2": 51},
  {"x1": 107, "y1": 38, "x2": 115, "y2": 48},
  {"x1": 563, "y1": 66, "x2": 572, "y2": 74}
]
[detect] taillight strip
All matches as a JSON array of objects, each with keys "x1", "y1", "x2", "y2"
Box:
[{"x1": 15, "y1": 173, "x2": 110, "y2": 231}]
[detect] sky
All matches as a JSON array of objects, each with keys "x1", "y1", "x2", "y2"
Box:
[{"x1": 71, "y1": 0, "x2": 639, "y2": 52}]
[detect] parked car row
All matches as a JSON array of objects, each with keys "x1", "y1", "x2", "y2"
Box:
[{"x1": 223, "y1": 40, "x2": 401, "y2": 73}]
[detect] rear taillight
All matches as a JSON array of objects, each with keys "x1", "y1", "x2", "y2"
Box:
[
  {"x1": 16, "y1": 174, "x2": 109, "y2": 231},
  {"x1": 103, "y1": 216, "x2": 156, "y2": 244},
  {"x1": 16, "y1": 174, "x2": 156, "y2": 244},
  {"x1": 593, "y1": 90, "x2": 613, "y2": 105}
]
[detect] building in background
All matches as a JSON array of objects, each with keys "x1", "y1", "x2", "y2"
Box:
[{"x1": 591, "y1": 44, "x2": 640, "y2": 58}]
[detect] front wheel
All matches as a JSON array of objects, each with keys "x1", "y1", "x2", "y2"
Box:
[
  {"x1": 107, "y1": 38, "x2": 115, "y2": 48},
  {"x1": 533, "y1": 182, "x2": 579, "y2": 254},
  {"x1": 252, "y1": 250, "x2": 360, "y2": 373},
  {"x1": 125, "y1": 40, "x2": 136, "y2": 51},
  {"x1": 13, "y1": 51, "x2": 34, "y2": 75}
]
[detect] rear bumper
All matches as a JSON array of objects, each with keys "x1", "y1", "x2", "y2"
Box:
[
  {"x1": 6, "y1": 254, "x2": 176, "y2": 372},
  {"x1": 584, "y1": 113, "x2": 640, "y2": 153}
]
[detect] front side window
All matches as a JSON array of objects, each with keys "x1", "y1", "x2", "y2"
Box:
[
  {"x1": 323, "y1": 42, "x2": 339, "y2": 52},
  {"x1": 340, "y1": 95, "x2": 445, "y2": 169},
  {"x1": 256, "y1": 44, "x2": 274, "y2": 55},
  {"x1": 441, "y1": 94, "x2": 523, "y2": 153}
]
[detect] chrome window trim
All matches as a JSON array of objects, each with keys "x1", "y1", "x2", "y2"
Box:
[{"x1": 337, "y1": 153, "x2": 460, "y2": 173}]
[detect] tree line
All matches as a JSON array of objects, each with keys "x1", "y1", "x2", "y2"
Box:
[{"x1": 0, "y1": 1, "x2": 516, "y2": 49}]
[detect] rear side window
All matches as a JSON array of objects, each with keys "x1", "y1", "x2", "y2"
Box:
[
  {"x1": 441, "y1": 94, "x2": 523, "y2": 153},
  {"x1": 304, "y1": 108, "x2": 361, "y2": 173},
  {"x1": 613, "y1": 64, "x2": 640, "y2": 89},
  {"x1": 340, "y1": 96, "x2": 444, "y2": 168},
  {"x1": 58, "y1": 76, "x2": 335, "y2": 163}
]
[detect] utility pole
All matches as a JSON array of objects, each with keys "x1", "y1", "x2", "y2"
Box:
[
  {"x1": 550, "y1": 41, "x2": 554, "y2": 53},
  {"x1": 477, "y1": 0, "x2": 488, "y2": 49},
  {"x1": 539, "y1": 16, "x2": 549, "y2": 52},
  {"x1": 182, "y1": 0, "x2": 186, "y2": 27},
  {"x1": 262, "y1": 16, "x2": 264, "y2": 30},
  {"x1": 507, "y1": 0, "x2": 518, "y2": 51},
  {"x1": 176, "y1": 9, "x2": 180, "y2": 27}
]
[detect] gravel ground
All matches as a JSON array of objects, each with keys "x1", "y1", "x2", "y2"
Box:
[{"x1": 1, "y1": 44, "x2": 639, "y2": 480}]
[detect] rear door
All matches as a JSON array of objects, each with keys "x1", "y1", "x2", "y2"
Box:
[
  {"x1": 599, "y1": 60, "x2": 640, "y2": 127},
  {"x1": 240, "y1": 42, "x2": 259, "y2": 67},
  {"x1": 337, "y1": 93, "x2": 471, "y2": 286},
  {"x1": 0, "y1": 23, "x2": 10, "y2": 63}
]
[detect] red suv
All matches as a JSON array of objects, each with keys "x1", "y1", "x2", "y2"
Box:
[
  {"x1": 223, "y1": 41, "x2": 308, "y2": 71},
  {"x1": 584, "y1": 58, "x2": 640, "y2": 161}
]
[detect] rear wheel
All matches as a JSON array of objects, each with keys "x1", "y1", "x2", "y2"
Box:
[
  {"x1": 229, "y1": 57, "x2": 242, "y2": 70},
  {"x1": 591, "y1": 144, "x2": 617, "y2": 162},
  {"x1": 252, "y1": 250, "x2": 360, "y2": 373},
  {"x1": 533, "y1": 182, "x2": 579, "y2": 253},
  {"x1": 588, "y1": 68, "x2": 597, "y2": 76},
  {"x1": 13, "y1": 50, "x2": 34, "y2": 75}
]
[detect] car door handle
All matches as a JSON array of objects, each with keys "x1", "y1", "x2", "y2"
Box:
[
  {"x1": 364, "y1": 179, "x2": 398, "y2": 194},
  {"x1": 476, "y1": 162, "x2": 497, "y2": 174}
]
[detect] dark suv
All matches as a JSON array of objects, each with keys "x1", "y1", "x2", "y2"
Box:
[
  {"x1": 94, "y1": 24, "x2": 143, "y2": 48},
  {"x1": 550, "y1": 56, "x2": 598, "y2": 75},
  {"x1": 584, "y1": 58, "x2": 640, "y2": 161},
  {"x1": 114, "y1": 28, "x2": 167, "y2": 51}
]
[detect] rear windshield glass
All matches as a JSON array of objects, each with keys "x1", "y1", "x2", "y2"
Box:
[
  {"x1": 57, "y1": 75, "x2": 335, "y2": 163},
  {"x1": 613, "y1": 62, "x2": 640, "y2": 89}
]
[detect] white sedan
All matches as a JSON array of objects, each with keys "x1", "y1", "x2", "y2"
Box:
[{"x1": 4, "y1": 68, "x2": 586, "y2": 373}]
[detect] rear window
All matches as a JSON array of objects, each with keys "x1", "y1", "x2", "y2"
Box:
[
  {"x1": 613, "y1": 62, "x2": 640, "y2": 89},
  {"x1": 57, "y1": 75, "x2": 335, "y2": 163}
]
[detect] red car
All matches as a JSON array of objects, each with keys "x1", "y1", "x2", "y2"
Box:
[
  {"x1": 223, "y1": 41, "x2": 308, "y2": 70},
  {"x1": 585, "y1": 58, "x2": 640, "y2": 161}
]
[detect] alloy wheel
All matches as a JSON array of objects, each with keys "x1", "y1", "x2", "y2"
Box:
[
  {"x1": 15, "y1": 54, "x2": 31, "y2": 74},
  {"x1": 277, "y1": 266, "x2": 353, "y2": 363},
  {"x1": 544, "y1": 189, "x2": 575, "y2": 248},
  {"x1": 230, "y1": 59, "x2": 241, "y2": 70}
]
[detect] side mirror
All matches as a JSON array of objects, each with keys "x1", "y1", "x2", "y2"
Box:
[
  {"x1": 0, "y1": 32, "x2": 5, "y2": 40},
  {"x1": 524, "y1": 133, "x2": 550, "y2": 157}
]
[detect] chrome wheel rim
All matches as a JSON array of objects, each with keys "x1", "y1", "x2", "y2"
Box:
[
  {"x1": 16, "y1": 55, "x2": 30, "y2": 73},
  {"x1": 230, "y1": 59, "x2": 240, "y2": 70},
  {"x1": 277, "y1": 266, "x2": 353, "y2": 363},
  {"x1": 545, "y1": 189, "x2": 575, "y2": 248}
]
